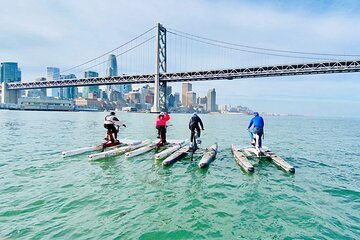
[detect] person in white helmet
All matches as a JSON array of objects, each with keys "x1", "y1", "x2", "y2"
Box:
[{"x1": 103, "y1": 111, "x2": 126, "y2": 142}]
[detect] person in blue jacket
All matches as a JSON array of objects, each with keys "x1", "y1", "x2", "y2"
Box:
[{"x1": 247, "y1": 112, "x2": 264, "y2": 145}]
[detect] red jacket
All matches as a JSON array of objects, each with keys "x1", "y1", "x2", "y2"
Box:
[{"x1": 155, "y1": 113, "x2": 170, "y2": 126}]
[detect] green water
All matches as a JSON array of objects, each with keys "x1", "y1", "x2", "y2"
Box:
[{"x1": 0, "y1": 110, "x2": 359, "y2": 239}]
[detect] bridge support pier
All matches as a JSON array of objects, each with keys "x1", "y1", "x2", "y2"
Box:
[
  {"x1": 151, "y1": 23, "x2": 167, "y2": 113},
  {"x1": 1, "y1": 82, "x2": 19, "y2": 104}
]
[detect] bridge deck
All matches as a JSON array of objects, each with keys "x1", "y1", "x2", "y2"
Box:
[{"x1": 4, "y1": 60, "x2": 360, "y2": 90}]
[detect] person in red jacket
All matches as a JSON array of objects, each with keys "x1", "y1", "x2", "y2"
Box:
[{"x1": 156, "y1": 112, "x2": 170, "y2": 145}]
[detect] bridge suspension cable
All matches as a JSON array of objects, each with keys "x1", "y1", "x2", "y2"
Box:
[
  {"x1": 67, "y1": 36, "x2": 155, "y2": 76},
  {"x1": 62, "y1": 26, "x2": 156, "y2": 75},
  {"x1": 167, "y1": 27, "x2": 360, "y2": 58},
  {"x1": 167, "y1": 30, "x2": 340, "y2": 61}
]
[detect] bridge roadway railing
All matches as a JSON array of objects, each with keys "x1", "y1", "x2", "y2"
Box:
[
  {"x1": 5, "y1": 60, "x2": 360, "y2": 90},
  {"x1": 162, "y1": 60, "x2": 360, "y2": 82}
]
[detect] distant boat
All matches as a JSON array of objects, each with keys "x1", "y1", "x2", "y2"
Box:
[{"x1": 122, "y1": 107, "x2": 137, "y2": 112}]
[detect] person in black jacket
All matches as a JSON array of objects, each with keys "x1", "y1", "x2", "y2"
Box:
[{"x1": 189, "y1": 112, "x2": 204, "y2": 148}]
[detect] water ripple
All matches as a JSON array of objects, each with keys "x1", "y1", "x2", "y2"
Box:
[{"x1": 0, "y1": 112, "x2": 359, "y2": 239}]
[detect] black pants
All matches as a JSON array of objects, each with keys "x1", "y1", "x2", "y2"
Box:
[
  {"x1": 156, "y1": 125, "x2": 167, "y2": 143},
  {"x1": 190, "y1": 126, "x2": 201, "y2": 143},
  {"x1": 104, "y1": 124, "x2": 118, "y2": 140}
]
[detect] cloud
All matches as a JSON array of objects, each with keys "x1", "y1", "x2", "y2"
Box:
[{"x1": 1, "y1": 0, "x2": 360, "y2": 116}]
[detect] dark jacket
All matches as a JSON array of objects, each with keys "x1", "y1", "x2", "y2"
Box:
[{"x1": 189, "y1": 116, "x2": 204, "y2": 130}]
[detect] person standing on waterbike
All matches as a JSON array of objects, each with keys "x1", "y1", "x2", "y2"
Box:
[
  {"x1": 104, "y1": 112, "x2": 126, "y2": 143},
  {"x1": 189, "y1": 112, "x2": 204, "y2": 149},
  {"x1": 156, "y1": 112, "x2": 170, "y2": 145},
  {"x1": 247, "y1": 112, "x2": 264, "y2": 146}
]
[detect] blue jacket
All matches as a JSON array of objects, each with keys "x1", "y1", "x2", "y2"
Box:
[{"x1": 247, "y1": 116, "x2": 264, "y2": 129}]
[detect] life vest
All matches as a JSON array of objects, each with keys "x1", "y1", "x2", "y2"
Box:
[
  {"x1": 104, "y1": 115, "x2": 116, "y2": 125},
  {"x1": 155, "y1": 113, "x2": 170, "y2": 126}
]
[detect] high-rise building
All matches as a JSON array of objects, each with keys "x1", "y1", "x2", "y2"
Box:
[
  {"x1": 120, "y1": 83, "x2": 132, "y2": 95},
  {"x1": 168, "y1": 94, "x2": 175, "y2": 108},
  {"x1": 105, "y1": 54, "x2": 132, "y2": 96},
  {"x1": 128, "y1": 91, "x2": 141, "y2": 104},
  {"x1": 105, "y1": 54, "x2": 119, "y2": 94},
  {"x1": 182, "y1": 83, "x2": 192, "y2": 106},
  {"x1": 198, "y1": 96, "x2": 207, "y2": 105},
  {"x1": 186, "y1": 91, "x2": 196, "y2": 108},
  {"x1": 0, "y1": 62, "x2": 21, "y2": 83},
  {"x1": 174, "y1": 92, "x2": 180, "y2": 107},
  {"x1": 46, "y1": 67, "x2": 60, "y2": 98},
  {"x1": 60, "y1": 74, "x2": 78, "y2": 99},
  {"x1": 207, "y1": 88, "x2": 217, "y2": 112},
  {"x1": 83, "y1": 71, "x2": 99, "y2": 99},
  {"x1": 166, "y1": 86, "x2": 172, "y2": 96}
]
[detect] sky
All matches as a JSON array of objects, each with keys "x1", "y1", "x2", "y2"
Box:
[{"x1": 1, "y1": 0, "x2": 360, "y2": 117}]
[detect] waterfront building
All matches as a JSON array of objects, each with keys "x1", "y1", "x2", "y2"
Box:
[
  {"x1": 207, "y1": 88, "x2": 217, "y2": 112},
  {"x1": 46, "y1": 67, "x2": 60, "y2": 98},
  {"x1": 181, "y1": 83, "x2": 192, "y2": 106},
  {"x1": 18, "y1": 97, "x2": 74, "y2": 111},
  {"x1": 60, "y1": 74, "x2": 78, "y2": 99},
  {"x1": 0, "y1": 62, "x2": 21, "y2": 83},
  {"x1": 74, "y1": 98, "x2": 99, "y2": 109},
  {"x1": 83, "y1": 71, "x2": 99, "y2": 99}
]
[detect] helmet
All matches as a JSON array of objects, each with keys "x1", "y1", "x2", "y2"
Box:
[
  {"x1": 192, "y1": 112, "x2": 198, "y2": 117},
  {"x1": 253, "y1": 112, "x2": 259, "y2": 116},
  {"x1": 159, "y1": 112, "x2": 165, "y2": 116},
  {"x1": 110, "y1": 111, "x2": 116, "y2": 115}
]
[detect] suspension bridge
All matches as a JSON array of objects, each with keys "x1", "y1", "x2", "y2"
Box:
[{"x1": 2, "y1": 23, "x2": 360, "y2": 112}]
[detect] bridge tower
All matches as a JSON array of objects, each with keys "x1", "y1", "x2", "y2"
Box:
[
  {"x1": 151, "y1": 23, "x2": 167, "y2": 113},
  {"x1": 1, "y1": 82, "x2": 19, "y2": 104}
]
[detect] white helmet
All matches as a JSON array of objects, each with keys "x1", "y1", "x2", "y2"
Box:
[
  {"x1": 192, "y1": 112, "x2": 198, "y2": 117},
  {"x1": 160, "y1": 112, "x2": 165, "y2": 116}
]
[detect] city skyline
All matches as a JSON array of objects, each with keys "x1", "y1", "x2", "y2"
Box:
[{"x1": 1, "y1": 0, "x2": 360, "y2": 116}]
